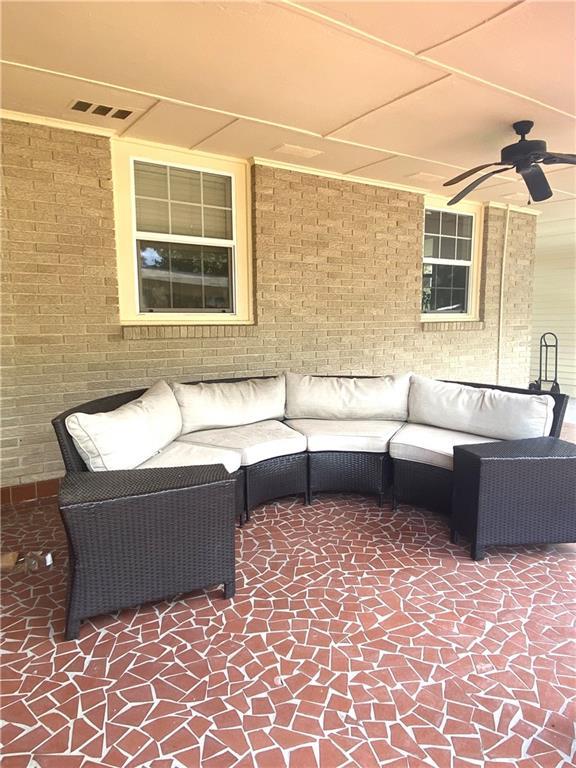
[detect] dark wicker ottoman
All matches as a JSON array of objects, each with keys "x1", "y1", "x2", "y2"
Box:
[
  {"x1": 59, "y1": 465, "x2": 238, "y2": 640},
  {"x1": 451, "y1": 437, "x2": 576, "y2": 560}
]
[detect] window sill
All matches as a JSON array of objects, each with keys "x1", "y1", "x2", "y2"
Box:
[
  {"x1": 421, "y1": 319, "x2": 485, "y2": 332},
  {"x1": 121, "y1": 324, "x2": 256, "y2": 340}
]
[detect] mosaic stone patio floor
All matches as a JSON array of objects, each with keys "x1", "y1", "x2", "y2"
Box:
[{"x1": 1, "y1": 495, "x2": 575, "y2": 768}]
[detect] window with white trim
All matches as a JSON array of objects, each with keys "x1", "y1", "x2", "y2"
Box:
[
  {"x1": 112, "y1": 139, "x2": 252, "y2": 326},
  {"x1": 422, "y1": 207, "x2": 476, "y2": 316},
  {"x1": 134, "y1": 160, "x2": 235, "y2": 313}
]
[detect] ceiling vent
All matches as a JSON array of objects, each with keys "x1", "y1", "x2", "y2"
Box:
[
  {"x1": 272, "y1": 143, "x2": 323, "y2": 159},
  {"x1": 69, "y1": 100, "x2": 133, "y2": 120}
]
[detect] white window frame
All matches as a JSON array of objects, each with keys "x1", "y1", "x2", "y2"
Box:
[
  {"x1": 421, "y1": 195, "x2": 483, "y2": 322},
  {"x1": 112, "y1": 138, "x2": 253, "y2": 326}
]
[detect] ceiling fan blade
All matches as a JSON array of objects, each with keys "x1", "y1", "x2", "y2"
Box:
[
  {"x1": 447, "y1": 167, "x2": 511, "y2": 205},
  {"x1": 519, "y1": 164, "x2": 553, "y2": 202},
  {"x1": 541, "y1": 153, "x2": 576, "y2": 166},
  {"x1": 443, "y1": 163, "x2": 504, "y2": 187}
]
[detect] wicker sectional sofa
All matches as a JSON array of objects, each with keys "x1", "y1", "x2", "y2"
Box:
[{"x1": 52, "y1": 373, "x2": 568, "y2": 639}]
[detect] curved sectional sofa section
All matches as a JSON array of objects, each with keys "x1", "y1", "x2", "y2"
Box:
[{"x1": 53, "y1": 372, "x2": 568, "y2": 520}]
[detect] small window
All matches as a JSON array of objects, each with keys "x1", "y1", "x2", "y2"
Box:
[
  {"x1": 112, "y1": 140, "x2": 252, "y2": 326},
  {"x1": 133, "y1": 161, "x2": 235, "y2": 313},
  {"x1": 421, "y1": 207, "x2": 476, "y2": 316}
]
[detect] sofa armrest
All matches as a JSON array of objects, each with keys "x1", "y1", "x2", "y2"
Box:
[{"x1": 59, "y1": 465, "x2": 236, "y2": 508}]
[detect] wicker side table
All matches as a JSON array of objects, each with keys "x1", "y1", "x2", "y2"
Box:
[
  {"x1": 451, "y1": 437, "x2": 576, "y2": 561},
  {"x1": 59, "y1": 465, "x2": 239, "y2": 640}
]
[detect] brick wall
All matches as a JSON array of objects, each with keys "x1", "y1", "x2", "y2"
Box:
[{"x1": 0, "y1": 120, "x2": 537, "y2": 486}]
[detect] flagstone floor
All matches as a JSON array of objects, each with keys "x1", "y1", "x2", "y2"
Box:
[{"x1": 1, "y1": 495, "x2": 575, "y2": 768}]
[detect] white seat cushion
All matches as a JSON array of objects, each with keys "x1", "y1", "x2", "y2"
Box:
[
  {"x1": 136, "y1": 441, "x2": 241, "y2": 474},
  {"x1": 178, "y1": 420, "x2": 306, "y2": 466},
  {"x1": 408, "y1": 375, "x2": 555, "y2": 440},
  {"x1": 65, "y1": 380, "x2": 182, "y2": 471},
  {"x1": 173, "y1": 376, "x2": 285, "y2": 434},
  {"x1": 285, "y1": 372, "x2": 411, "y2": 420},
  {"x1": 286, "y1": 419, "x2": 404, "y2": 453},
  {"x1": 389, "y1": 423, "x2": 500, "y2": 471}
]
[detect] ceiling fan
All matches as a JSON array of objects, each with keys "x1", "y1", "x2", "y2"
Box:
[{"x1": 444, "y1": 120, "x2": 576, "y2": 206}]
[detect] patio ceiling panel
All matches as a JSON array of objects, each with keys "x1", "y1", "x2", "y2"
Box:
[
  {"x1": 194, "y1": 120, "x2": 393, "y2": 175},
  {"x1": 0, "y1": 62, "x2": 155, "y2": 131},
  {"x1": 301, "y1": 0, "x2": 519, "y2": 54},
  {"x1": 423, "y1": 0, "x2": 576, "y2": 115},
  {"x1": 120, "y1": 102, "x2": 237, "y2": 149},
  {"x1": 534, "y1": 197, "x2": 576, "y2": 224},
  {"x1": 543, "y1": 166, "x2": 576, "y2": 196},
  {"x1": 342, "y1": 155, "x2": 463, "y2": 197},
  {"x1": 329, "y1": 74, "x2": 576, "y2": 170},
  {"x1": 0, "y1": 0, "x2": 445, "y2": 135}
]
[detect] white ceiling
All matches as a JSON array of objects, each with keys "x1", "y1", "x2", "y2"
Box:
[{"x1": 1, "y1": 0, "x2": 575, "y2": 253}]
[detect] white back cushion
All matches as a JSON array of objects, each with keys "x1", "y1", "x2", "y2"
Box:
[
  {"x1": 173, "y1": 376, "x2": 286, "y2": 434},
  {"x1": 65, "y1": 380, "x2": 182, "y2": 471},
  {"x1": 408, "y1": 375, "x2": 555, "y2": 440},
  {"x1": 285, "y1": 372, "x2": 410, "y2": 420}
]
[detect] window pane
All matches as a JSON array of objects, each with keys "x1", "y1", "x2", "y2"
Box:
[
  {"x1": 434, "y1": 264, "x2": 454, "y2": 288},
  {"x1": 424, "y1": 234, "x2": 439, "y2": 260},
  {"x1": 137, "y1": 241, "x2": 232, "y2": 312},
  {"x1": 425, "y1": 209, "x2": 440, "y2": 235},
  {"x1": 134, "y1": 162, "x2": 168, "y2": 199},
  {"x1": 421, "y1": 263, "x2": 469, "y2": 314},
  {"x1": 171, "y1": 202, "x2": 202, "y2": 236},
  {"x1": 141, "y1": 276, "x2": 171, "y2": 309},
  {"x1": 441, "y1": 212, "x2": 457, "y2": 236},
  {"x1": 203, "y1": 173, "x2": 232, "y2": 208},
  {"x1": 457, "y1": 238, "x2": 472, "y2": 261},
  {"x1": 440, "y1": 237, "x2": 456, "y2": 259},
  {"x1": 457, "y1": 214, "x2": 473, "y2": 238},
  {"x1": 171, "y1": 243, "x2": 202, "y2": 274},
  {"x1": 452, "y1": 264, "x2": 468, "y2": 289},
  {"x1": 171, "y1": 244, "x2": 203, "y2": 309},
  {"x1": 170, "y1": 167, "x2": 201, "y2": 204},
  {"x1": 139, "y1": 241, "x2": 169, "y2": 271},
  {"x1": 138, "y1": 241, "x2": 170, "y2": 310},
  {"x1": 204, "y1": 206, "x2": 233, "y2": 239},
  {"x1": 136, "y1": 198, "x2": 169, "y2": 233},
  {"x1": 422, "y1": 265, "x2": 432, "y2": 312},
  {"x1": 203, "y1": 247, "x2": 231, "y2": 309},
  {"x1": 432, "y1": 287, "x2": 452, "y2": 312}
]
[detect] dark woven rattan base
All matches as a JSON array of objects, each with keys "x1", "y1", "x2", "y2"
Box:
[
  {"x1": 59, "y1": 467, "x2": 237, "y2": 640},
  {"x1": 393, "y1": 459, "x2": 453, "y2": 515},
  {"x1": 309, "y1": 452, "x2": 392, "y2": 505},
  {"x1": 245, "y1": 453, "x2": 308, "y2": 514},
  {"x1": 452, "y1": 437, "x2": 576, "y2": 560}
]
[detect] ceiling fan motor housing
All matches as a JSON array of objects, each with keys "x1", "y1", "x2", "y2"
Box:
[{"x1": 501, "y1": 139, "x2": 547, "y2": 165}]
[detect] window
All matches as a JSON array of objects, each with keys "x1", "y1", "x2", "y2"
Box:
[
  {"x1": 112, "y1": 139, "x2": 252, "y2": 325},
  {"x1": 134, "y1": 161, "x2": 234, "y2": 313},
  {"x1": 421, "y1": 201, "x2": 482, "y2": 320}
]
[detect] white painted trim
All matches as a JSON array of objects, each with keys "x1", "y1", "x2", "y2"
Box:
[
  {"x1": 251, "y1": 157, "x2": 428, "y2": 195},
  {"x1": 0, "y1": 108, "x2": 116, "y2": 136},
  {"x1": 112, "y1": 138, "x2": 253, "y2": 326},
  {"x1": 420, "y1": 196, "x2": 484, "y2": 322},
  {"x1": 486, "y1": 201, "x2": 540, "y2": 217},
  {"x1": 496, "y1": 206, "x2": 512, "y2": 384}
]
